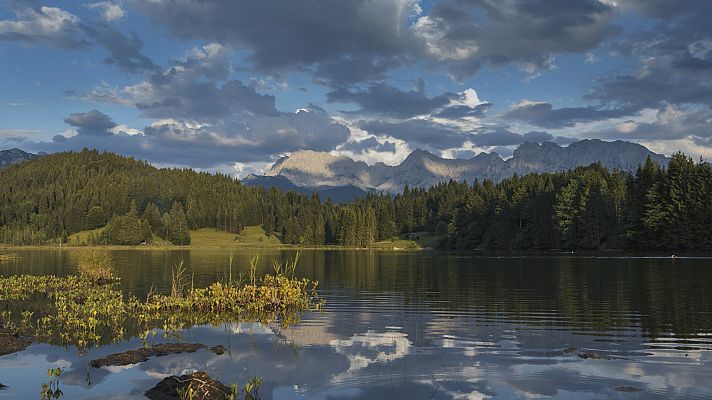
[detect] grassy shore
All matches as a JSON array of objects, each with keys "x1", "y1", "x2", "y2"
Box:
[
  {"x1": 1, "y1": 226, "x2": 440, "y2": 251},
  {"x1": 372, "y1": 232, "x2": 441, "y2": 249}
]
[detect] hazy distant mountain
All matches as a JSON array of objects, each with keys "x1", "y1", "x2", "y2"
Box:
[
  {"x1": 265, "y1": 139, "x2": 669, "y2": 193},
  {"x1": 242, "y1": 174, "x2": 302, "y2": 192},
  {"x1": 241, "y1": 173, "x2": 368, "y2": 203},
  {"x1": 0, "y1": 148, "x2": 39, "y2": 168}
]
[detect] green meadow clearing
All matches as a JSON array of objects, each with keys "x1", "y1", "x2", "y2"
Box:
[{"x1": 24, "y1": 225, "x2": 439, "y2": 251}]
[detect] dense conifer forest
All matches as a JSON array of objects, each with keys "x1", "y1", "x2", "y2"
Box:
[{"x1": 0, "y1": 149, "x2": 710, "y2": 250}]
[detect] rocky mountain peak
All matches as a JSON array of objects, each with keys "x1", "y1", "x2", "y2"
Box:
[
  {"x1": 0, "y1": 148, "x2": 39, "y2": 168},
  {"x1": 258, "y1": 140, "x2": 669, "y2": 194}
]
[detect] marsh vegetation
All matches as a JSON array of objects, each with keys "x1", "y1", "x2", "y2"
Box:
[
  {"x1": 0, "y1": 252, "x2": 18, "y2": 262},
  {"x1": 0, "y1": 250, "x2": 321, "y2": 353}
]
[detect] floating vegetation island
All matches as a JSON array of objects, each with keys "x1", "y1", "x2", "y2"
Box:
[
  {"x1": 0, "y1": 250, "x2": 322, "y2": 353},
  {"x1": 0, "y1": 253, "x2": 18, "y2": 262}
]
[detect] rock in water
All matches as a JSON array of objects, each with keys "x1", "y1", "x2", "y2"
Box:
[
  {"x1": 90, "y1": 343, "x2": 225, "y2": 368},
  {"x1": 145, "y1": 371, "x2": 233, "y2": 400},
  {"x1": 0, "y1": 332, "x2": 32, "y2": 356}
]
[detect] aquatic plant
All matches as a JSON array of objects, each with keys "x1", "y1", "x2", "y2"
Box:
[
  {"x1": 0, "y1": 255, "x2": 322, "y2": 352},
  {"x1": 76, "y1": 248, "x2": 117, "y2": 283},
  {"x1": 242, "y1": 377, "x2": 262, "y2": 400},
  {"x1": 171, "y1": 261, "x2": 189, "y2": 298},
  {"x1": 272, "y1": 251, "x2": 300, "y2": 278},
  {"x1": 248, "y1": 255, "x2": 259, "y2": 286},
  {"x1": 0, "y1": 253, "x2": 18, "y2": 262},
  {"x1": 40, "y1": 367, "x2": 63, "y2": 400}
]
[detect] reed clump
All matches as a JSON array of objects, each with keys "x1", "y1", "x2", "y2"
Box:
[{"x1": 76, "y1": 248, "x2": 117, "y2": 283}]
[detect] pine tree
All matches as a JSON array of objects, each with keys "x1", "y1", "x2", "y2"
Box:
[
  {"x1": 554, "y1": 179, "x2": 578, "y2": 249},
  {"x1": 143, "y1": 203, "x2": 162, "y2": 232},
  {"x1": 168, "y1": 202, "x2": 191, "y2": 245},
  {"x1": 86, "y1": 205, "x2": 106, "y2": 230}
]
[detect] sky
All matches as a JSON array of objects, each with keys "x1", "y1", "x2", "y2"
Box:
[{"x1": 0, "y1": 0, "x2": 711, "y2": 176}]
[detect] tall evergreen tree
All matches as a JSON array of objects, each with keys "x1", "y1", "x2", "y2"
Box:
[{"x1": 168, "y1": 202, "x2": 191, "y2": 245}]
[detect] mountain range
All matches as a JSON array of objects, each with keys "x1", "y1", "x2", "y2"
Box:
[
  {"x1": 2, "y1": 140, "x2": 670, "y2": 202},
  {"x1": 240, "y1": 174, "x2": 368, "y2": 203},
  {"x1": 0, "y1": 148, "x2": 39, "y2": 168},
  {"x1": 248, "y1": 139, "x2": 668, "y2": 198}
]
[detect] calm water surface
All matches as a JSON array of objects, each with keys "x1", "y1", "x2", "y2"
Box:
[{"x1": 1, "y1": 249, "x2": 711, "y2": 399}]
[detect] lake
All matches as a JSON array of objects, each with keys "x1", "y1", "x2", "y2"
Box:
[{"x1": 1, "y1": 249, "x2": 711, "y2": 399}]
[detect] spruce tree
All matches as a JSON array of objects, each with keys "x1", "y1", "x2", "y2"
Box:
[
  {"x1": 86, "y1": 205, "x2": 106, "y2": 230},
  {"x1": 168, "y1": 202, "x2": 191, "y2": 245}
]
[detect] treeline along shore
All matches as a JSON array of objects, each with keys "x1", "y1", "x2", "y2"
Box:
[{"x1": 0, "y1": 149, "x2": 710, "y2": 251}]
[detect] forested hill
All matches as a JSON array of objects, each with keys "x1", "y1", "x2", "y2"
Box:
[
  {"x1": 1, "y1": 149, "x2": 711, "y2": 251},
  {"x1": 0, "y1": 150, "x2": 260, "y2": 244}
]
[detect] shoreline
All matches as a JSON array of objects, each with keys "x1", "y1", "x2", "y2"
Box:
[
  {"x1": 3, "y1": 245, "x2": 712, "y2": 258},
  {"x1": 0, "y1": 243, "x2": 425, "y2": 251}
]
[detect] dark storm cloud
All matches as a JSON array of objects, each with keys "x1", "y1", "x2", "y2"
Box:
[
  {"x1": 470, "y1": 128, "x2": 524, "y2": 147},
  {"x1": 521, "y1": 131, "x2": 554, "y2": 143},
  {"x1": 327, "y1": 81, "x2": 493, "y2": 121},
  {"x1": 88, "y1": 44, "x2": 278, "y2": 119},
  {"x1": 135, "y1": 78, "x2": 278, "y2": 119},
  {"x1": 673, "y1": 50, "x2": 712, "y2": 72},
  {"x1": 591, "y1": 106, "x2": 712, "y2": 142},
  {"x1": 130, "y1": 0, "x2": 621, "y2": 82},
  {"x1": 9, "y1": 0, "x2": 712, "y2": 165},
  {"x1": 416, "y1": 0, "x2": 616, "y2": 78},
  {"x1": 136, "y1": 111, "x2": 350, "y2": 164},
  {"x1": 131, "y1": 0, "x2": 418, "y2": 81},
  {"x1": 81, "y1": 24, "x2": 158, "y2": 74},
  {"x1": 469, "y1": 128, "x2": 575, "y2": 147},
  {"x1": 625, "y1": 0, "x2": 708, "y2": 18},
  {"x1": 0, "y1": 4, "x2": 156, "y2": 74},
  {"x1": 624, "y1": 0, "x2": 712, "y2": 39},
  {"x1": 313, "y1": 55, "x2": 401, "y2": 85},
  {"x1": 586, "y1": 59, "x2": 712, "y2": 111},
  {"x1": 359, "y1": 118, "x2": 568, "y2": 150},
  {"x1": 360, "y1": 119, "x2": 475, "y2": 149},
  {"x1": 29, "y1": 109, "x2": 350, "y2": 167},
  {"x1": 449, "y1": 148, "x2": 477, "y2": 159},
  {"x1": 503, "y1": 102, "x2": 635, "y2": 128},
  {"x1": 435, "y1": 103, "x2": 491, "y2": 119},
  {"x1": 494, "y1": 0, "x2": 712, "y2": 141},
  {"x1": 586, "y1": 0, "x2": 712, "y2": 112},
  {"x1": 327, "y1": 82, "x2": 457, "y2": 118},
  {"x1": 67, "y1": 43, "x2": 352, "y2": 168},
  {"x1": 64, "y1": 109, "x2": 116, "y2": 136},
  {"x1": 341, "y1": 137, "x2": 397, "y2": 154}
]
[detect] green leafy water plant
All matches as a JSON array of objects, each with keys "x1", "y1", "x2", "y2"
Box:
[
  {"x1": 0, "y1": 255, "x2": 322, "y2": 353},
  {"x1": 0, "y1": 253, "x2": 18, "y2": 262},
  {"x1": 242, "y1": 377, "x2": 262, "y2": 400},
  {"x1": 40, "y1": 367, "x2": 63, "y2": 400}
]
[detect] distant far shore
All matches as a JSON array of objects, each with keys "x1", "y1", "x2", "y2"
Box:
[
  {"x1": 0, "y1": 243, "x2": 424, "y2": 251},
  {"x1": 0, "y1": 226, "x2": 431, "y2": 251}
]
